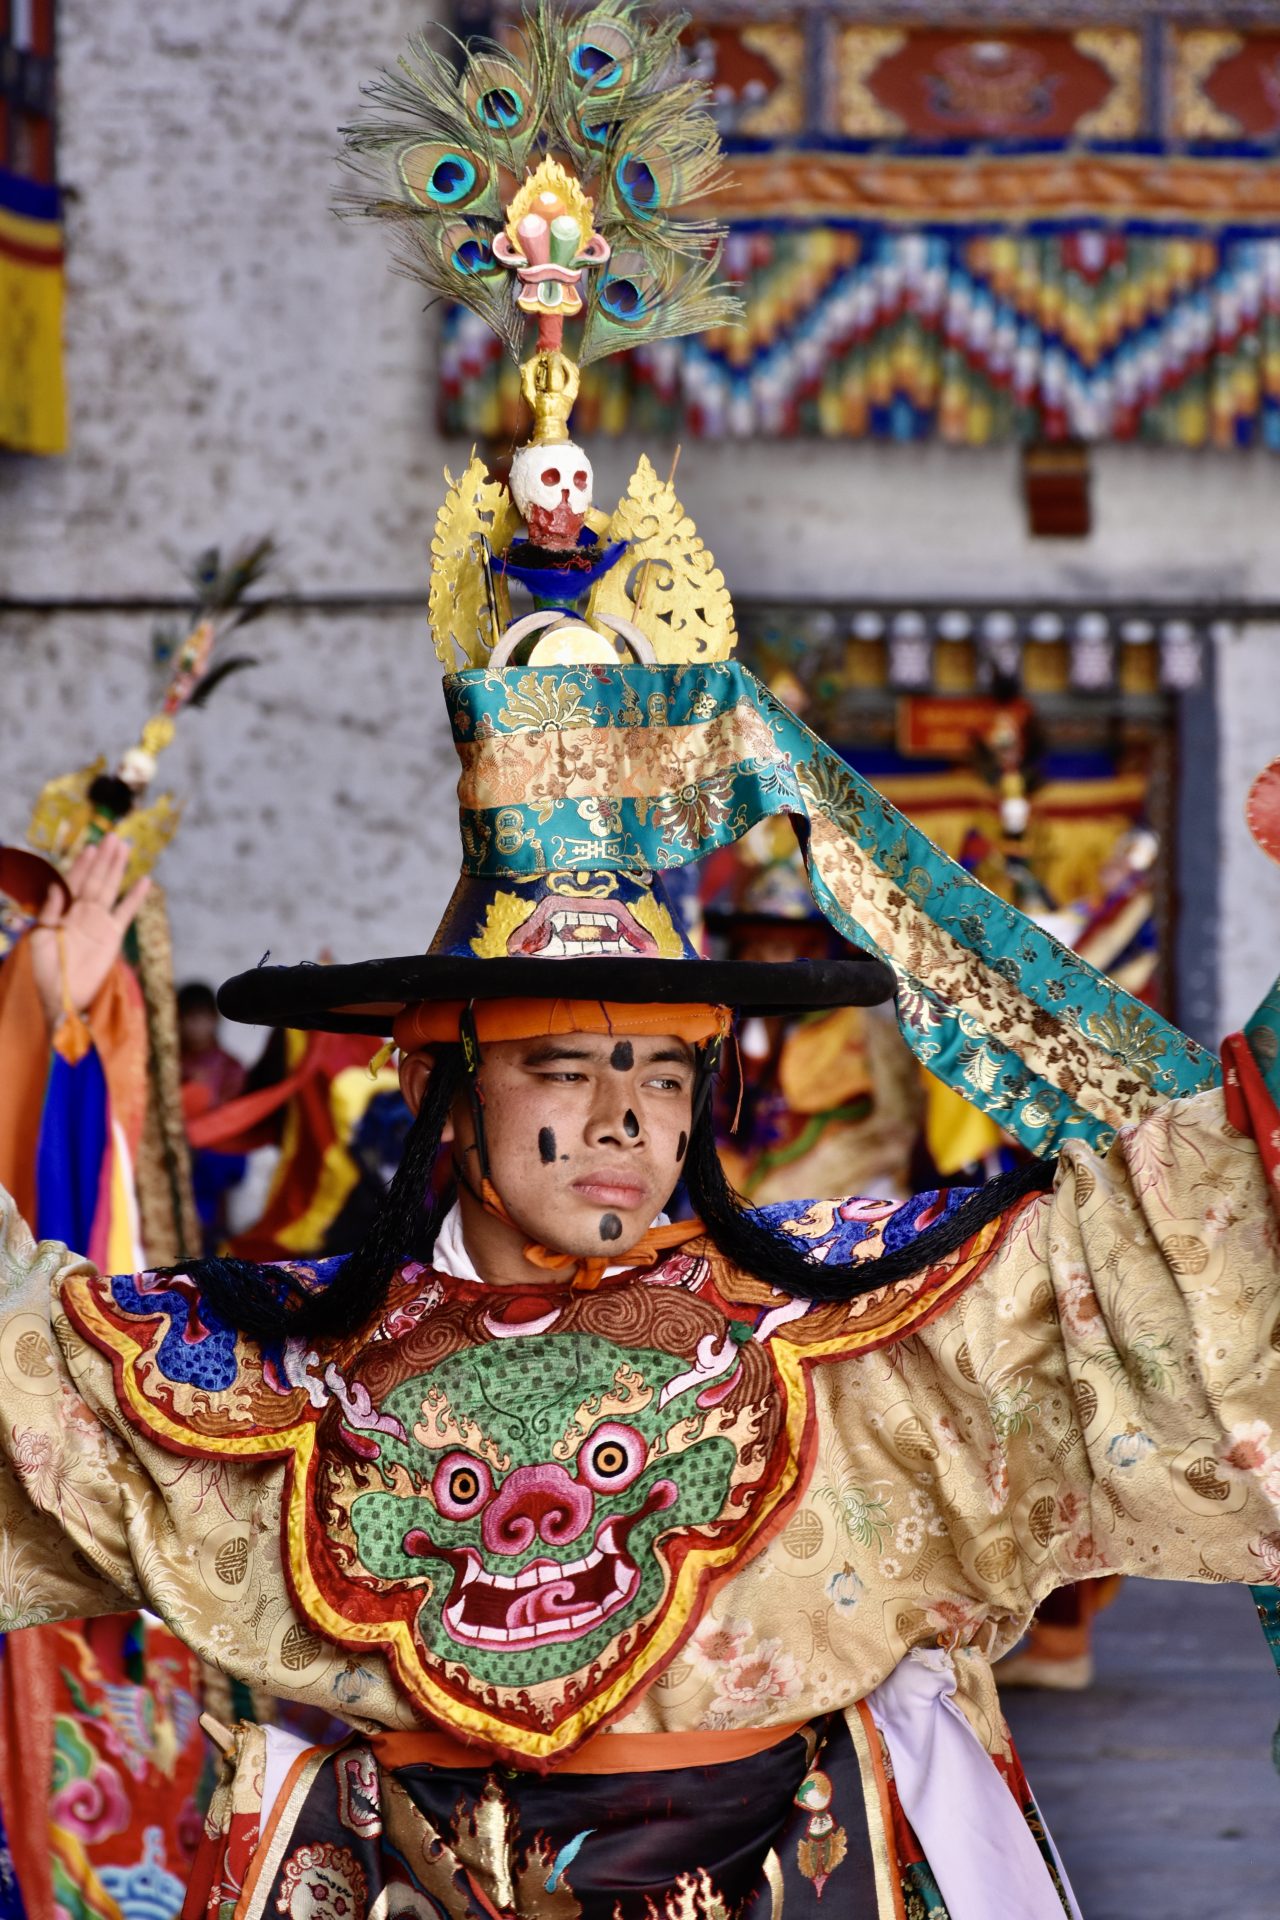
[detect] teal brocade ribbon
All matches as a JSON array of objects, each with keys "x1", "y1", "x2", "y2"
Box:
[
  {"x1": 1251, "y1": 1587, "x2": 1280, "y2": 1774},
  {"x1": 1245, "y1": 976, "x2": 1280, "y2": 1111},
  {"x1": 448, "y1": 660, "x2": 1220, "y2": 1155}
]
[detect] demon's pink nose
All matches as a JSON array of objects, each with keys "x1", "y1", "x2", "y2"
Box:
[{"x1": 482, "y1": 1462, "x2": 593, "y2": 1556}]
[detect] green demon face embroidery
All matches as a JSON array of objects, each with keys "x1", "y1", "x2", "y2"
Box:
[
  {"x1": 348, "y1": 1332, "x2": 738, "y2": 1686},
  {"x1": 74, "y1": 1232, "x2": 988, "y2": 1765},
  {"x1": 300, "y1": 1284, "x2": 804, "y2": 1759}
]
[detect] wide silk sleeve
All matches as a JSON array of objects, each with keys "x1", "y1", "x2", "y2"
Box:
[
  {"x1": 915, "y1": 1081, "x2": 1280, "y2": 1610},
  {"x1": 0, "y1": 1182, "x2": 144, "y2": 1625},
  {"x1": 1039, "y1": 1080, "x2": 1280, "y2": 1589}
]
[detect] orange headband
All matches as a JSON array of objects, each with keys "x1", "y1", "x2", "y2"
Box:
[{"x1": 393, "y1": 996, "x2": 730, "y2": 1052}]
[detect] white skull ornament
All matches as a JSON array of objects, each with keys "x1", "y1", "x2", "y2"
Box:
[
  {"x1": 116, "y1": 746, "x2": 158, "y2": 793},
  {"x1": 510, "y1": 440, "x2": 593, "y2": 550}
]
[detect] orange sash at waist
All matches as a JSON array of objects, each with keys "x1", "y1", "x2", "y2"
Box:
[{"x1": 370, "y1": 1718, "x2": 811, "y2": 1776}]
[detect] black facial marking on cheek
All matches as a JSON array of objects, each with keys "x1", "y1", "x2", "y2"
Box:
[
  {"x1": 610, "y1": 1041, "x2": 634, "y2": 1072},
  {"x1": 677, "y1": 1131, "x2": 688, "y2": 1160},
  {"x1": 599, "y1": 1212, "x2": 623, "y2": 1242},
  {"x1": 538, "y1": 1127, "x2": 557, "y2": 1165},
  {"x1": 623, "y1": 1109, "x2": 639, "y2": 1138}
]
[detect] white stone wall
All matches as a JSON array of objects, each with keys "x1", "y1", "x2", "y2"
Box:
[
  {"x1": 1, "y1": 0, "x2": 445, "y2": 601},
  {"x1": 631, "y1": 438, "x2": 1280, "y2": 606},
  {"x1": 0, "y1": 0, "x2": 460, "y2": 1023},
  {"x1": 0, "y1": 606, "x2": 456, "y2": 992},
  {"x1": 2, "y1": 0, "x2": 1280, "y2": 1041}
]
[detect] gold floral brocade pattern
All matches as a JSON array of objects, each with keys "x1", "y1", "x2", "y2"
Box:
[{"x1": 0, "y1": 1085, "x2": 1274, "y2": 1760}]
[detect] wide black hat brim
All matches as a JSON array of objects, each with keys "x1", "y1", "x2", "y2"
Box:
[{"x1": 216, "y1": 952, "x2": 897, "y2": 1035}]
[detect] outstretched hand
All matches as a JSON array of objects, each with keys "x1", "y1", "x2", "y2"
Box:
[{"x1": 28, "y1": 836, "x2": 152, "y2": 1031}]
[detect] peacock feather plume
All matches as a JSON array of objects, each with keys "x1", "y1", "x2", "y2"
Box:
[
  {"x1": 578, "y1": 243, "x2": 731, "y2": 365},
  {"x1": 340, "y1": 0, "x2": 739, "y2": 365}
]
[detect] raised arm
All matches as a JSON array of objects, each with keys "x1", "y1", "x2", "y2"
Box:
[
  {"x1": 799, "y1": 1012, "x2": 1280, "y2": 1653},
  {"x1": 1034, "y1": 1072, "x2": 1280, "y2": 1594},
  {"x1": 883, "y1": 1065, "x2": 1280, "y2": 1620},
  {"x1": 0, "y1": 837, "x2": 152, "y2": 1256},
  {"x1": 25, "y1": 834, "x2": 151, "y2": 1039}
]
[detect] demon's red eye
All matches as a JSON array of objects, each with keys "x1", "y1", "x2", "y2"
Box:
[
  {"x1": 542, "y1": 466, "x2": 561, "y2": 487},
  {"x1": 578, "y1": 1422, "x2": 645, "y2": 1493},
  {"x1": 433, "y1": 1452, "x2": 492, "y2": 1519},
  {"x1": 573, "y1": 469, "x2": 589, "y2": 490}
]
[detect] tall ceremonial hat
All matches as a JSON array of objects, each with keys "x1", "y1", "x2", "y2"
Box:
[
  {"x1": 218, "y1": 3, "x2": 1220, "y2": 1174},
  {"x1": 217, "y1": 0, "x2": 894, "y2": 1041}
]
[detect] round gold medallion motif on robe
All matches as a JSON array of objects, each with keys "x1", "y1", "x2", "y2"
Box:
[{"x1": 0, "y1": 1312, "x2": 59, "y2": 1396}]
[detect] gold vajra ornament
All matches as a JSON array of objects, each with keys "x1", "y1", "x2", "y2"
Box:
[{"x1": 520, "y1": 349, "x2": 580, "y2": 448}]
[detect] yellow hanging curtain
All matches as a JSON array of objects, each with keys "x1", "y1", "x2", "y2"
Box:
[{"x1": 0, "y1": 171, "x2": 66, "y2": 455}]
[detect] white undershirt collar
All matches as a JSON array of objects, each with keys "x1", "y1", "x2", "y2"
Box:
[{"x1": 430, "y1": 1199, "x2": 668, "y2": 1285}]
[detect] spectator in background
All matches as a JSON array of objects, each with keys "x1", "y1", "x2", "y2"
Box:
[
  {"x1": 178, "y1": 980, "x2": 248, "y2": 1249},
  {"x1": 178, "y1": 980, "x2": 247, "y2": 1107}
]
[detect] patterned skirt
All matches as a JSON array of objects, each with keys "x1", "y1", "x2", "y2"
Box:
[
  {"x1": 185, "y1": 1706, "x2": 1070, "y2": 1920},
  {"x1": 187, "y1": 1715, "x2": 886, "y2": 1919}
]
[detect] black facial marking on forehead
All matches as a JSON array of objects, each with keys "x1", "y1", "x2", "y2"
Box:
[
  {"x1": 599, "y1": 1212, "x2": 623, "y2": 1241},
  {"x1": 623, "y1": 1109, "x2": 639, "y2": 1138},
  {"x1": 610, "y1": 1040, "x2": 634, "y2": 1072},
  {"x1": 538, "y1": 1127, "x2": 557, "y2": 1165},
  {"x1": 676, "y1": 1130, "x2": 688, "y2": 1160}
]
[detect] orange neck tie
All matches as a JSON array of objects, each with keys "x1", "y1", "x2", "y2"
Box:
[{"x1": 479, "y1": 1178, "x2": 703, "y2": 1290}]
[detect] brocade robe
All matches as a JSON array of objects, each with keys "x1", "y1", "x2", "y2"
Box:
[{"x1": 0, "y1": 1060, "x2": 1278, "y2": 1916}]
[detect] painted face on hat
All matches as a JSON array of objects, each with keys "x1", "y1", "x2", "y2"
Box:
[
  {"x1": 449, "y1": 1031, "x2": 694, "y2": 1258},
  {"x1": 506, "y1": 886, "x2": 656, "y2": 959},
  {"x1": 439, "y1": 870, "x2": 697, "y2": 964}
]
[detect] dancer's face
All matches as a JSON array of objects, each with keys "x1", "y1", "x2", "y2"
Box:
[{"x1": 405, "y1": 1032, "x2": 696, "y2": 1258}]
